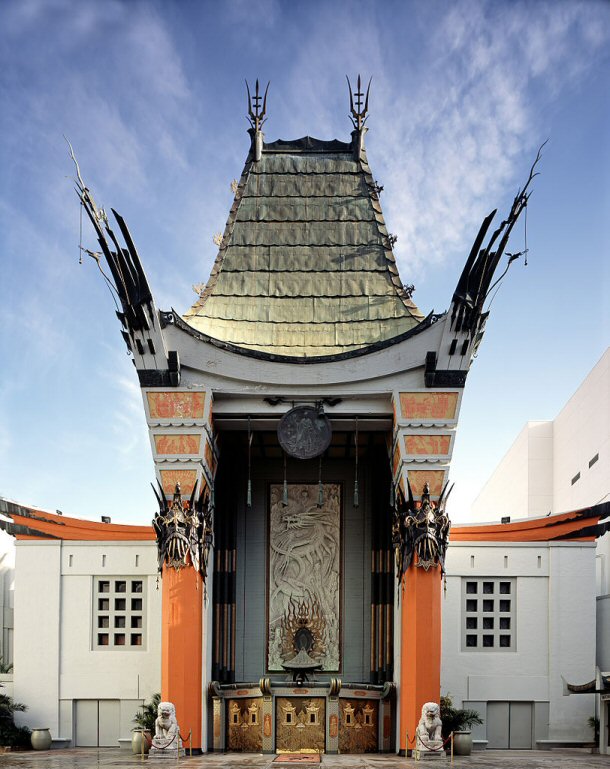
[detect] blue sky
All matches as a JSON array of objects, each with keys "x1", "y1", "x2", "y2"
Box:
[{"x1": 0, "y1": 0, "x2": 608, "y2": 525}]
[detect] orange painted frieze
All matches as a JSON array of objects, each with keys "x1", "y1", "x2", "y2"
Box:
[
  {"x1": 154, "y1": 434, "x2": 201, "y2": 455},
  {"x1": 204, "y1": 439, "x2": 217, "y2": 475},
  {"x1": 404, "y1": 435, "x2": 451, "y2": 456},
  {"x1": 147, "y1": 391, "x2": 205, "y2": 420},
  {"x1": 407, "y1": 470, "x2": 445, "y2": 497},
  {"x1": 399, "y1": 392, "x2": 458, "y2": 421},
  {"x1": 160, "y1": 469, "x2": 197, "y2": 496}
]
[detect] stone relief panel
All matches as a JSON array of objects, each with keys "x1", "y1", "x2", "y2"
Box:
[{"x1": 268, "y1": 484, "x2": 341, "y2": 672}]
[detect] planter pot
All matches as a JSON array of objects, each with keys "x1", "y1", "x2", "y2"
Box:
[
  {"x1": 31, "y1": 728, "x2": 52, "y2": 751},
  {"x1": 452, "y1": 731, "x2": 473, "y2": 756},
  {"x1": 131, "y1": 730, "x2": 151, "y2": 755}
]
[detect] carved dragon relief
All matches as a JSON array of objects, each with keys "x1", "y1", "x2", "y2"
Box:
[{"x1": 268, "y1": 484, "x2": 340, "y2": 671}]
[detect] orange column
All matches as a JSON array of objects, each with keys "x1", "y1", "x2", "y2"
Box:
[
  {"x1": 399, "y1": 559, "x2": 442, "y2": 755},
  {"x1": 161, "y1": 564, "x2": 203, "y2": 749}
]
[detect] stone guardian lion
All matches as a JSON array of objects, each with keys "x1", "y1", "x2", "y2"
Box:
[{"x1": 416, "y1": 701, "x2": 442, "y2": 743}]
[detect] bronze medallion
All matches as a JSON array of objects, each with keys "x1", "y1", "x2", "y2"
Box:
[{"x1": 277, "y1": 406, "x2": 332, "y2": 459}]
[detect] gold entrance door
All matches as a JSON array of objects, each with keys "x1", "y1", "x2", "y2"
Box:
[
  {"x1": 226, "y1": 698, "x2": 263, "y2": 752},
  {"x1": 276, "y1": 697, "x2": 325, "y2": 753},
  {"x1": 338, "y1": 699, "x2": 378, "y2": 753}
]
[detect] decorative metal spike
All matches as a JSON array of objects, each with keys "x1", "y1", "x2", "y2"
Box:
[
  {"x1": 353, "y1": 478, "x2": 359, "y2": 508},
  {"x1": 317, "y1": 455, "x2": 324, "y2": 508},
  {"x1": 247, "y1": 479, "x2": 252, "y2": 508},
  {"x1": 282, "y1": 451, "x2": 288, "y2": 506},
  {"x1": 353, "y1": 417, "x2": 359, "y2": 508}
]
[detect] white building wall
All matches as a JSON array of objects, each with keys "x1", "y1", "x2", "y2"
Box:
[
  {"x1": 441, "y1": 541, "x2": 595, "y2": 744},
  {"x1": 13, "y1": 539, "x2": 161, "y2": 743},
  {"x1": 472, "y1": 349, "x2": 609, "y2": 526}
]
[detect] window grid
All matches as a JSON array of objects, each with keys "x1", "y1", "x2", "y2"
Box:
[
  {"x1": 462, "y1": 578, "x2": 515, "y2": 652},
  {"x1": 93, "y1": 577, "x2": 146, "y2": 650}
]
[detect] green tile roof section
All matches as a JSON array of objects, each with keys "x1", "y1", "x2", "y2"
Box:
[{"x1": 184, "y1": 135, "x2": 424, "y2": 357}]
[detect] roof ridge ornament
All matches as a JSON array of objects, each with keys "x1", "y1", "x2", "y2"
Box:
[
  {"x1": 346, "y1": 74, "x2": 371, "y2": 160},
  {"x1": 246, "y1": 79, "x2": 269, "y2": 161},
  {"x1": 346, "y1": 74, "x2": 371, "y2": 130}
]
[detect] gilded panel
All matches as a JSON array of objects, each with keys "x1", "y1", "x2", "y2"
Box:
[
  {"x1": 226, "y1": 698, "x2": 263, "y2": 752},
  {"x1": 275, "y1": 697, "x2": 325, "y2": 754},
  {"x1": 147, "y1": 392, "x2": 205, "y2": 420},
  {"x1": 154, "y1": 434, "x2": 201, "y2": 455},
  {"x1": 338, "y1": 699, "x2": 378, "y2": 753},
  {"x1": 399, "y1": 392, "x2": 458, "y2": 421},
  {"x1": 268, "y1": 484, "x2": 340, "y2": 672},
  {"x1": 404, "y1": 435, "x2": 451, "y2": 456}
]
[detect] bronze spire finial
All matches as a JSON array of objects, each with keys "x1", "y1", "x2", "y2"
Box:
[
  {"x1": 346, "y1": 74, "x2": 371, "y2": 130},
  {"x1": 246, "y1": 78, "x2": 269, "y2": 132}
]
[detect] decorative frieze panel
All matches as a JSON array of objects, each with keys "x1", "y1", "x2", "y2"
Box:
[
  {"x1": 146, "y1": 391, "x2": 205, "y2": 420},
  {"x1": 404, "y1": 434, "x2": 451, "y2": 457},
  {"x1": 154, "y1": 434, "x2": 202, "y2": 455},
  {"x1": 398, "y1": 392, "x2": 459, "y2": 424},
  {"x1": 268, "y1": 484, "x2": 340, "y2": 672},
  {"x1": 159, "y1": 468, "x2": 198, "y2": 496}
]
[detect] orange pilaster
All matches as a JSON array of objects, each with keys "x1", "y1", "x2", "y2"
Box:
[
  {"x1": 399, "y1": 560, "x2": 442, "y2": 754},
  {"x1": 161, "y1": 564, "x2": 203, "y2": 749}
]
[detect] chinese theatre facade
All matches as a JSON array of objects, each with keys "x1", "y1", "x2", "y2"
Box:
[{"x1": 68, "y1": 79, "x2": 540, "y2": 753}]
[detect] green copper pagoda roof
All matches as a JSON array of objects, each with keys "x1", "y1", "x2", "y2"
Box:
[{"x1": 183, "y1": 133, "x2": 424, "y2": 357}]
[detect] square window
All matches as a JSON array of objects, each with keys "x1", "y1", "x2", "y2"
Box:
[
  {"x1": 131, "y1": 581, "x2": 143, "y2": 593},
  {"x1": 98, "y1": 598, "x2": 109, "y2": 611},
  {"x1": 97, "y1": 633, "x2": 109, "y2": 645},
  {"x1": 466, "y1": 599, "x2": 477, "y2": 612},
  {"x1": 466, "y1": 582, "x2": 477, "y2": 594},
  {"x1": 310, "y1": 714, "x2": 315, "y2": 723},
  {"x1": 130, "y1": 634, "x2": 142, "y2": 646},
  {"x1": 131, "y1": 616, "x2": 142, "y2": 629},
  {"x1": 483, "y1": 582, "x2": 494, "y2": 594},
  {"x1": 483, "y1": 617, "x2": 494, "y2": 629},
  {"x1": 466, "y1": 635, "x2": 477, "y2": 647},
  {"x1": 483, "y1": 600, "x2": 494, "y2": 612},
  {"x1": 98, "y1": 581, "x2": 110, "y2": 593},
  {"x1": 115, "y1": 616, "x2": 126, "y2": 628},
  {"x1": 466, "y1": 617, "x2": 477, "y2": 629},
  {"x1": 115, "y1": 581, "x2": 127, "y2": 593},
  {"x1": 499, "y1": 582, "x2": 511, "y2": 594},
  {"x1": 98, "y1": 616, "x2": 109, "y2": 628},
  {"x1": 483, "y1": 635, "x2": 494, "y2": 647},
  {"x1": 499, "y1": 600, "x2": 511, "y2": 612},
  {"x1": 499, "y1": 617, "x2": 511, "y2": 630},
  {"x1": 115, "y1": 598, "x2": 126, "y2": 611},
  {"x1": 114, "y1": 634, "x2": 126, "y2": 646},
  {"x1": 499, "y1": 635, "x2": 511, "y2": 648},
  {"x1": 131, "y1": 598, "x2": 143, "y2": 611}
]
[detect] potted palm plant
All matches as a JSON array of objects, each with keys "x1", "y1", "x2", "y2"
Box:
[
  {"x1": 440, "y1": 695, "x2": 483, "y2": 755},
  {"x1": 132, "y1": 693, "x2": 160, "y2": 755}
]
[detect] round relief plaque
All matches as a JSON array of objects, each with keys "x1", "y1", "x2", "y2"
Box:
[{"x1": 277, "y1": 406, "x2": 332, "y2": 459}]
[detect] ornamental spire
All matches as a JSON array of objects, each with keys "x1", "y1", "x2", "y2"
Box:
[
  {"x1": 246, "y1": 78, "x2": 269, "y2": 161},
  {"x1": 346, "y1": 74, "x2": 371, "y2": 131}
]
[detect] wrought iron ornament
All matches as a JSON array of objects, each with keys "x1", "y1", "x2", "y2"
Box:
[
  {"x1": 277, "y1": 405, "x2": 332, "y2": 459},
  {"x1": 152, "y1": 482, "x2": 214, "y2": 586},
  {"x1": 392, "y1": 481, "x2": 452, "y2": 581}
]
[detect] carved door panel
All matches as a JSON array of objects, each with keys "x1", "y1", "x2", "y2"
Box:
[
  {"x1": 226, "y1": 698, "x2": 263, "y2": 752},
  {"x1": 276, "y1": 697, "x2": 325, "y2": 753},
  {"x1": 338, "y1": 699, "x2": 378, "y2": 753}
]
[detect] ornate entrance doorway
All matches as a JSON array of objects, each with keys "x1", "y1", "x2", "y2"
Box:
[{"x1": 276, "y1": 697, "x2": 325, "y2": 753}]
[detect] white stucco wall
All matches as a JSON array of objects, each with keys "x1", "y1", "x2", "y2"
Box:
[
  {"x1": 13, "y1": 539, "x2": 161, "y2": 741},
  {"x1": 471, "y1": 349, "x2": 609, "y2": 526},
  {"x1": 441, "y1": 540, "x2": 596, "y2": 743}
]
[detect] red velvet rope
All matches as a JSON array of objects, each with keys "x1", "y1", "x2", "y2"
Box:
[{"x1": 406, "y1": 731, "x2": 454, "y2": 751}]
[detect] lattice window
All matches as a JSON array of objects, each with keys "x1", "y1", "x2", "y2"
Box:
[
  {"x1": 93, "y1": 577, "x2": 146, "y2": 650},
  {"x1": 462, "y1": 578, "x2": 515, "y2": 652}
]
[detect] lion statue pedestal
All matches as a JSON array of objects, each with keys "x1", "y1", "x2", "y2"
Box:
[
  {"x1": 149, "y1": 702, "x2": 183, "y2": 760},
  {"x1": 414, "y1": 702, "x2": 445, "y2": 760}
]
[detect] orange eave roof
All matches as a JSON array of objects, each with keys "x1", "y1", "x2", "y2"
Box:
[
  {"x1": 451, "y1": 502, "x2": 610, "y2": 543},
  {"x1": 0, "y1": 500, "x2": 154, "y2": 541}
]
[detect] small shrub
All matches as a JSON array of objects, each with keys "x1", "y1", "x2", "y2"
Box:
[
  {"x1": 440, "y1": 694, "x2": 482, "y2": 740},
  {"x1": 0, "y1": 693, "x2": 30, "y2": 747},
  {"x1": 133, "y1": 693, "x2": 161, "y2": 733}
]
